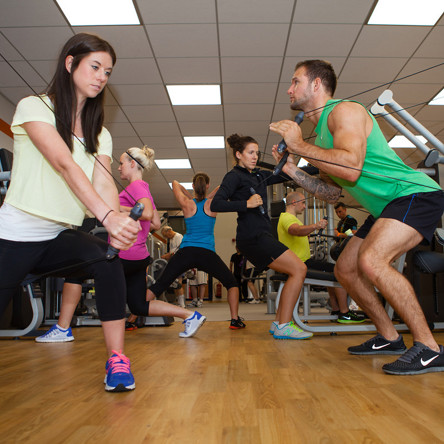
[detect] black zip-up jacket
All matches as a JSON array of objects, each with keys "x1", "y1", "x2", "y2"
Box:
[{"x1": 211, "y1": 165, "x2": 289, "y2": 241}]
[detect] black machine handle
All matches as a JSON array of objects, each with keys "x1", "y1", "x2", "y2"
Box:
[
  {"x1": 249, "y1": 186, "x2": 265, "y2": 215},
  {"x1": 106, "y1": 202, "x2": 145, "y2": 260},
  {"x1": 273, "y1": 111, "x2": 305, "y2": 176},
  {"x1": 317, "y1": 215, "x2": 329, "y2": 236}
]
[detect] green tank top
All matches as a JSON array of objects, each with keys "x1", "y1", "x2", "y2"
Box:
[{"x1": 315, "y1": 100, "x2": 441, "y2": 217}]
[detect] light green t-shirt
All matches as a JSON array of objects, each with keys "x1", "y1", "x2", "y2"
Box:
[
  {"x1": 315, "y1": 100, "x2": 441, "y2": 218},
  {"x1": 277, "y1": 212, "x2": 311, "y2": 262},
  {"x1": 6, "y1": 95, "x2": 112, "y2": 226}
]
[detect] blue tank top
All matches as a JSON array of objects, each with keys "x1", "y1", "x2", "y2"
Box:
[{"x1": 180, "y1": 198, "x2": 216, "y2": 252}]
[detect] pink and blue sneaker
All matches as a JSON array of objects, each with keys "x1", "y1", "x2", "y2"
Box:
[{"x1": 105, "y1": 350, "x2": 135, "y2": 392}]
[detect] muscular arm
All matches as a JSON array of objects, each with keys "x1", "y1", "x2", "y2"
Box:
[{"x1": 270, "y1": 102, "x2": 369, "y2": 183}]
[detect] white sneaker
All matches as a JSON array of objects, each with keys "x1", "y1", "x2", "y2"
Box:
[
  {"x1": 273, "y1": 321, "x2": 313, "y2": 340},
  {"x1": 177, "y1": 294, "x2": 185, "y2": 308},
  {"x1": 35, "y1": 324, "x2": 74, "y2": 343},
  {"x1": 269, "y1": 321, "x2": 278, "y2": 335},
  {"x1": 179, "y1": 311, "x2": 206, "y2": 338}
]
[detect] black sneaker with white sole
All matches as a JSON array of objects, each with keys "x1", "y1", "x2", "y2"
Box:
[
  {"x1": 382, "y1": 342, "x2": 444, "y2": 375},
  {"x1": 348, "y1": 334, "x2": 407, "y2": 355}
]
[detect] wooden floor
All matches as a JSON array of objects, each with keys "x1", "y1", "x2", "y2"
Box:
[{"x1": 1, "y1": 321, "x2": 444, "y2": 444}]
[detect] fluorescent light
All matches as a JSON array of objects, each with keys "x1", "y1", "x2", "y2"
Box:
[
  {"x1": 56, "y1": 0, "x2": 140, "y2": 26},
  {"x1": 429, "y1": 88, "x2": 444, "y2": 106},
  {"x1": 167, "y1": 85, "x2": 221, "y2": 105},
  {"x1": 297, "y1": 158, "x2": 309, "y2": 168},
  {"x1": 155, "y1": 159, "x2": 191, "y2": 169},
  {"x1": 169, "y1": 182, "x2": 193, "y2": 190},
  {"x1": 184, "y1": 136, "x2": 225, "y2": 149},
  {"x1": 368, "y1": 0, "x2": 444, "y2": 26},
  {"x1": 388, "y1": 135, "x2": 427, "y2": 148}
]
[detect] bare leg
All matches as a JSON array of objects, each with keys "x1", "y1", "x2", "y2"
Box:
[
  {"x1": 190, "y1": 285, "x2": 198, "y2": 301},
  {"x1": 198, "y1": 284, "x2": 206, "y2": 301},
  {"x1": 336, "y1": 219, "x2": 438, "y2": 351},
  {"x1": 333, "y1": 287, "x2": 350, "y2": 313},
  {"x1": 101, "y1": 319, "x2": 125, "y2": 357},
  {"x1": 247, "y1": 281, "x2": 259, "y2": 300},
  {"x1": 58, "y1": 282, "x2": 82, "y2": 329},
  {"x1": 227, "y1": 286, "x2": 240, "y2": 319},
  {"x1": 271, "y1": 250, "x2": 307, "y2": 324},
  {"x1": 148, "y1": 300, "x2": 194, "y2": 319}
]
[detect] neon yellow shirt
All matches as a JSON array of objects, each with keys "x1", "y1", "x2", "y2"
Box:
[
  {"x1": 277, "y1": 212, "x2": 311, "y2": 262},
  {"x1": 6, "y1": 95, "x2": 112, "y2": 226}
]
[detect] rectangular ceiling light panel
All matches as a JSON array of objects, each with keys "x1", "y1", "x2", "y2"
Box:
[
  {"x1": 56, "y1": 0, "x2": 140, "y2": 26},
  {"x1": 184, "y1": 136, "x2": 225, "y2": 149},
  {"x1": 167, "y1": 85, "x2": 221, "y2": 105},
  {"x1": 368, "y1": 0, "x2": 444, "y2": 26},
  {"x1": 155, "y1": 159, "x2": 192, "y2": 169}
]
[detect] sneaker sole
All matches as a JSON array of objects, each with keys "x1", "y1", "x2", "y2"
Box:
[
  {"x1": 337, "y1": 319, "x2": 366, "y2": 324},
  {"x1": 105, "y1": 382, "x2": 136, "y2": 392},
  {"x1": 229, "y1": 325, "x2": 246, "y2": 329},
  {"x1": 273, "y1": 334, "x2": 313, "y2": 340},
  {"x1": 35, "y1": 337, "x2": 75, "y2": 343},
  {"x1": 348, "y1": 348, "x2": 407, "y2": 355},
  {"x1": 383, "y1": 365, "x2": 444, "y2": 375}
]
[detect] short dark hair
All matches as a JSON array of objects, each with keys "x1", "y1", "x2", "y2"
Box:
[
  {"x1": 334, "y1": 202, "x2": 346, "y2": 210},
  {"x1": 295, "y1": 59, "x2": 337, "y2": 96}
]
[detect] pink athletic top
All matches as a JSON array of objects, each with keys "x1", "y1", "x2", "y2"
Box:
[{"x1": 118, "y1": 180, "x2": 155, "y2": 261}]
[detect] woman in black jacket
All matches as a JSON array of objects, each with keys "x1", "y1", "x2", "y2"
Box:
[{"x1": 211, "y1": 134, "x2": 312, "y2": 340}]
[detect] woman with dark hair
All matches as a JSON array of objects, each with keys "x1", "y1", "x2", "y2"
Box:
[
  {"x1": 147, "y1": 172, "x2": 244, "y2": 329},
  {"x1": 0, "y1": 33, "x2": 140, "y2": 392},
  {"x1": 211, "y1": 134, "x2": 312, "y2": 340}
]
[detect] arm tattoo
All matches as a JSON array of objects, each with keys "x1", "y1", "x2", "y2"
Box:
[{"x1": 289, "y1": 168, "x2": 341, "y2": 204}]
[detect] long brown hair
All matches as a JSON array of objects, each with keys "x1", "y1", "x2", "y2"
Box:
[{"x1": 46, "y1": 33, "x2": 116, "y2": 154}]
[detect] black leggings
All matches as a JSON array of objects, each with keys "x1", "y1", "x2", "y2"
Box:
[
  {"x1": 0, "y1": 229, "x2": 126, "y2": 322},
  {"x1": 149, "y1": 247, "x2": 238, "y2": 297},
  {"x1": 120, "y1": 257, "x2": 152, "y2": 316}
]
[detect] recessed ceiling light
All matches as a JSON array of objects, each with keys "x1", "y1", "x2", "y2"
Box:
[
  {"x1": 56, "y1": 0, "x2": 140, "y2": 26},
  {"x1": 388, "y1": 135, "x2": 427, "y2": 148},
  {"x1": 169, "y1": 182, "x2": 193, "y2": 190},
  {"x1": 429, "y1": 88, "x2": 444, "y2": 106},
  {"x1": 155, "y1": 159, "x2": 191, "y2": 169},
  {"x1": 167, "y1": 85, "x2": 221, "y2": 105},
  {"x1": 184, "y1": 136, "x2": 225, "y2": 149},
  {"x1": 368, "y1": 0, "x2": 444, "y2": 26}
]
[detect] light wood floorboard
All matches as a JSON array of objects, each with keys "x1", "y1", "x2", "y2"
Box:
[{"x1": 1, "y1": 321, "x2": 443, "y2": 444}]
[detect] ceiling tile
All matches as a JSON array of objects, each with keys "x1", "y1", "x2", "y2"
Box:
[
  {"x1": 146, "y1": 24, "x2": 218, "y2": 57},
  {"x1": 0, "y1": 0, "x2": 67, "y2": 26},
  {"x1": 218, "y1": 0, "x2": 294, "y2": 23},
  {"x1": 1, "y1": 27, "x2": 73, "y2": 60},
  {"x1": 157, "y1": 57, "x2": 220, "y2": 83},
  {"x1": 138, "y1": 0, "x2": 216, "y2": 24},
  {"x1": 223, "y1": 83, "x2": 277, "y2": 104},
  {"x1": 121, "y1": 105, "x2": 175, "y2": 122},
  {"x1": 108, "y1": 84, "x2": 169, "y2": 105},
  {"x1": 219, "y1": 24, "x2": 288, "y2": 57},
  {"x1": 221, "y1": 57, "x2": 282, "y2": 83},
  {"x1": 293, "y1": 0, "x2": 373, "y2": 24},
  {"x1": 108, "y1": 58, "x2": 162, "y2": 84},
  {"x1": 179, "y1": 121, "x2": 224, "y2": 135}
]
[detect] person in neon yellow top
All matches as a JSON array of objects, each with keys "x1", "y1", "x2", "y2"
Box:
[
  {"x1": 0, "y1": 33, "x2": 140, "y2": 391},
  {"x1": 278, "y1": 191, "x2": 364, "y2": 324},
  {"x1": 270, "y1": 59, "x2": 444, "y2": 375}
]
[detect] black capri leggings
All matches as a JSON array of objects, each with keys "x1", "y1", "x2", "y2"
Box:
[
  {"x1": 120, "y1": 257, "x2": 152, "y2": 316},
  {"x1": 0, "y1": 229, "x2": 126, "y2": 322},
  {"x1": 149, "y1": 247, "x2": 238, "y2": 297}
]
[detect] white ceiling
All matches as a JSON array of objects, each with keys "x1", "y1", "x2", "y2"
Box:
[{"x1": 0, "y1": 0, "x2": 443, "y2": 209}]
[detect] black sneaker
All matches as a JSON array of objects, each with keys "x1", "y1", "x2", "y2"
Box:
[
  {"x1": 382, "y1": 343, "x2": 444, "y2": 375},
  {"x1": 229, "y1": 317, "x2": 246, "y2": 330},
  {"x1": 337, "y1": 311, "x2": 365, "y2": 324},
  {"x1": 125, "y1": 321, "x2": 138, "y2": 331},
  {"x1": 348, "y1": 334, "x2": 407, "y2": 355},
  {"x1": 330, "y1": 310, "x2": 340, "y2": 323}
]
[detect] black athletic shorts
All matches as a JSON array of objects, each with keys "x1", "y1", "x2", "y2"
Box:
[
  {"x1": 355, "y1": 190, "x2": 444, "y2": 244},
  {"x1": 237, "y1": 231, "x2": 288, "y2": 272},
  {"x1": 305, "y1": 258, "x2": 334, "y2": 272}
]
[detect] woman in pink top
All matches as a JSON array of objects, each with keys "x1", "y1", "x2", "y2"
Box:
[{"x1": 37, "y1": 146, "x2": 206, "y2": 343}]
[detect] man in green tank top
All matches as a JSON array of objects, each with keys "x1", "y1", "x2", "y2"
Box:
[{"x1": 269, "y1": 59, "x2": 444, "y2": 376}]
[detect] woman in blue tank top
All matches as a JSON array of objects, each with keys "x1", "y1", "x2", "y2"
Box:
[{"x1": 147, "y1": 173, "x2": 245, "y2": 329}]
